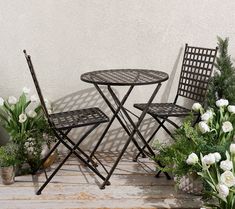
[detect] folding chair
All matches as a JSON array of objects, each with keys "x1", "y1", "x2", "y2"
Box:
[
  {"x1": 133, "y1": 44, "x2": 218, "y2": 164},
  {"x1": 23, "y1": 50, "x2": 109, "y2": 195}
]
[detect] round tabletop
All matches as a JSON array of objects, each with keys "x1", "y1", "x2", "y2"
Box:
[{"x1": 81, "y1": 69, "x2": 168, "y2": 86}]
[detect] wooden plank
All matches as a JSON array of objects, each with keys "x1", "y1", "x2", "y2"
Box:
[{"x1": 0, "y1": 154, "x2": 202, "y2": 209}]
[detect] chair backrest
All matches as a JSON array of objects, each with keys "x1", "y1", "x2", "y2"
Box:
[
  {"x1": 176, "y1": 44, "x2": 218, "y2": 103},
  {"x1": 23, "y1": 50, "x2": 50, "y2": 120}
]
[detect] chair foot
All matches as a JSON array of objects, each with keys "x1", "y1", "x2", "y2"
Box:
[
  {"x1": 155, "y1": 171, "x2": 161, "y2": 178},
  {"x1": 36, "y1": 191, "x2": 41, "y2": 195},
  {"x1": 165, "y1": 172, "x2": 172, "y2": 180},
  {"x1": 106, "y1": 181, "x2": 111, "y2": 186},
  {"x1": 100, "y1": 185, "x2": 105, "y2": 190},
  {"x1": 141, "y1": 153, "x2": 146, "y2": 158},
  {"x1": 132, "y1": 158, "x2": 137, "y2": 162}
]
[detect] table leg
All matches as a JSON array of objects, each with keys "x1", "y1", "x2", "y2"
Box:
[
  {"x1": 89, "y1": 84, "x2": 144, "y2": 160},
  {"x1": 100, "y1": 83, "x2": 162, "y2": 189}
]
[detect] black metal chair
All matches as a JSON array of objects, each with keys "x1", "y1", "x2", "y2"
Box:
[
  {"x1": 23, "y1": 50, "x2": 109, "y2": 195},
  {"x1": 134, "y1": 44, "x2": 218, "y2": 163}
]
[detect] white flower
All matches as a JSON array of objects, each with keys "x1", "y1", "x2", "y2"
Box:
[
  {"x1": 27, "y1": 147, "x2": 34, "y2": 153},
  {"x1": 192, "y1": 103, "x2": 202, "y2": 112},
  {"x1": 201, "y1": 110, "x2": 213, "y2": 121},
  {"x1": 213, "y1": 152, "x2": 221, "y2": 162},
  {"x1": 30, "y1": 95, "x2": 39, "y2": 103},
  {"x1": 24, "y1": 142, "x2": 30, "y2": 148},
  {"x1": 0, "y1": 97, "x2": 4, "y2": 106},
  {"x1": 27, "y1": 110, "x2": 37, "y2": 118},
  {"x1": 19, "y1": 113, "x2": 27, "y2": 123},
  {"x1": 186, "y1": 153, "x2": 199, "y2": 165},
  {"x1": 220, "y1": 170, "x2": 235, "y2": 187},
  {"x1": 220, "y1": 160, "x2": 233, "y2": 171},
  {"x1": 216, "y1": 99, "x2": 229, "y2": 108},
  {"x1": 202, "y1": 153, "x2": 216, "y2": 165},
  {"x1": 230, "y1": 144, "x2": 235, "y2": 154},
  {"x1": 198, "y1": 121, "x2": 210, "y2": 133},
  {"x1": 28, "y1": 137, "x2": 34, "y2": 142},
  {"x1": 228, "y1": 105, "x2": 235, "y2": 114},
  {"x1": 22, "y1": 87, "x2": 30, "y2": 94},
  {"x1": 217, "y1": 184, "x2": 229, "y2": 199},
  {"x1": 222, "y1": 121, "x2": 233, "y2": 133},
  {"x1": 8, "y1": 96, "x2": 18, "y2": 105}
]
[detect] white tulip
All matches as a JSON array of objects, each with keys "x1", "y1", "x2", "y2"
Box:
[
  {"x1": 222, "y1": 121, "x2": 233, "y2": 133},
  {"x1": 0, "y1": 97, "x2": 4, "y2": 106},
  {"x1": 228, "y1": 105, "x2": 235, "y2": 114},
  {"x1": 202, "y1": 153, "x2": 216, "y2": 165},
  {"x1": 192, "y1": 103, "x2": 202, "y2": 112},
  {"x1": 220, "y1": 171, "x2": 235, "y2": 187},
  {"x1": 19, "y1": 113, "x2": 27, "y2": 123},
  {"x1": 30, "y1": 95, "x2": 39, "y2": 103},
  {"x1": 198, "y1": 121, "x2": 210, "y2": 133},
  {"x1": 201, "y1": 110, "x2": 213, "y2": 121},
  {"x1": 217, "y1": 184, "x2": 229, "y2": 198},
  {"x1": 186, "y1": 153, "x2": 199, "y2": 165},
  {"x1": 22, "y1": 87, "x2": 30, "y2": 94},
  {"x1": 213, "y1": 152, "x2": 221, "y2": 162},
  {"x1": 216, "y1": 99, "x2": 229, "y2": 108},
  {"x1": 8, "y1": 96, "x2": 18, "y2": 105},
  {"x1": 230, "y1": 144, "x2": 235, "y2": 154},
  {"x1": 27, "y1": 110, "x2": 37, "y2": 118},
  {"x1": 220, "y1": 160, "x2": 233, "y2": 171}
]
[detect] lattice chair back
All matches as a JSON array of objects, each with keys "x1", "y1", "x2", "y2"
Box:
[
  {"x1": 23, "y1": 50, "x2": 51, "y2": 121},
  {"x1": 176, "y1": 44, "x2": 218, "y2": 103}
]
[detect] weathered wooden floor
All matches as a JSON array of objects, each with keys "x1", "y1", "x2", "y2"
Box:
[{"x1": 0, "y1": 151, "x2": 202, "y2": 209}]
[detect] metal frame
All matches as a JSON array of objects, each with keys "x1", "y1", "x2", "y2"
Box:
[
  {"x1": 81, "y1": 69, "x2": 170, "y2": 189},
  {"x1": 133, "y1": 44, "x2": 218, "y2": 162},
  {"x1": 23, "y1": 50, "x2": 109, "y2": 195}
]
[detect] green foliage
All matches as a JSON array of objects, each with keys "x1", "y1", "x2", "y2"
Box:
[
  {"x1": 207, "y1": 37, "x2": 235, "y2": 107},
  {"x1": 0, "y1": 90, "x2": 54, "y2": 171},
  {"x1": 0, "y1": 142, "x2": 19, "y2": 167},
  {"x1": 154, "y1": 116, "x2": 205, "y2": 177},
  {"x1": 155, "y1": 100, "x2": 235, "y2": 180}
]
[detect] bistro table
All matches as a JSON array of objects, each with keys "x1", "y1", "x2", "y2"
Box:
[{"x1": 81, "y1": 69, "x2": 169, "y2": 189}]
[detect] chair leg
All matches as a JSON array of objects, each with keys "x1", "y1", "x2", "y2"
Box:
[
  {"x1": 133, "y1": 118, "x2": 166, "y2": 162},
  {"x1": 36, "y1": 124, "x2": 107, "y2": 195}
]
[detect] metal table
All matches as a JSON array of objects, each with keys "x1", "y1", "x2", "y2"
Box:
[{"x1": 81, "y1": 69, "x2": 169, "y2": 189}]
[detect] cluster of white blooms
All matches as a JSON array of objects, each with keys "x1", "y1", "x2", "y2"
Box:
[
  {"x1": 0, "y1": 87, "x2": 53, "y2": 124},
  {"x1": 24, "y1": 137, "x2": 37, "y2": 157},
  {"x1": 186, "y1": 144, "x2": 235, "y2": 199},
  {"x1": 192, "y1": 98, "x2": 235, "y2": 135}
]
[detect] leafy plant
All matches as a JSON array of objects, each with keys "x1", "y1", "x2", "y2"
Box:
[
  {"x1": 155, "y1": 99, "x2": 235, "y2": 181},
  {"x1": 206, "y1": 37, "x2": 235, "y2": 107},
  {"x1": 186, "y1": 145, "x2": 235, "y2": 209},
  {"x1": 0, "y1": 142, "x2": 19, "y2": 167},
  {"x1": 0, "y1": 87, "x2": 53, "y2": 171}
]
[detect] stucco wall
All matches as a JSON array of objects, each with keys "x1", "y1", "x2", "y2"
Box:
[{"x1": 1, "y1": 0, "x2": 235, "y2": 148}]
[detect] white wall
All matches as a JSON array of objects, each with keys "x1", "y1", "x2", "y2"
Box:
[{"x1": 1, "y1": 0, "x2": 235, "y2": 147}]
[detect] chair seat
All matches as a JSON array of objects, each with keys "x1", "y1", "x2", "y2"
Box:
[
  {"x1": 134, "y1": 103, "x2": 194, "y2": 117},
  {"x1": 49, "y1": 107, "x2": 109, "y2": 130}
]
